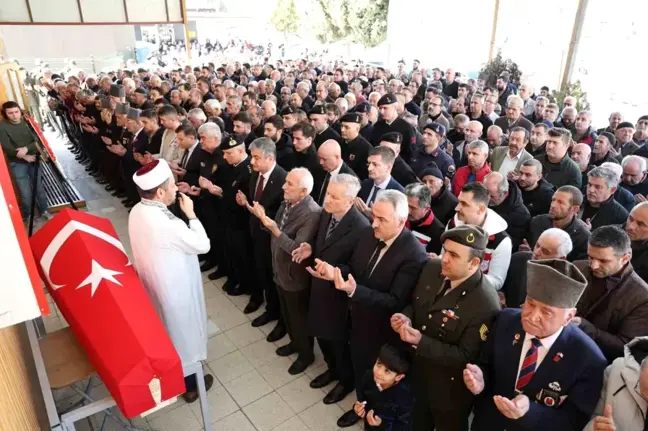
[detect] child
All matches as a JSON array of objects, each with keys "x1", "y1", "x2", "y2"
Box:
[{"x1": 352, "y1": 344, "x2": 415, "y2": 430}]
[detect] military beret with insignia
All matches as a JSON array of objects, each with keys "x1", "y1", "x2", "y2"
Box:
[
  {"x1": 280, "y1": 106, "x2": 296, "y2": 116},
  {"x1": 352, "y1": 102, "x2": 370, "y2": 114},
  {"x1": 377, "y1": 93, "x2": 397, "y2": 106},
  {"x1": 225, "y1": 133, "x2": 245, "y2": 149},
  {"x1": 440, "y1": 225, "x2": 488, "y2": 251},
  {"x1": 380, "y1": 132, "x2": 403, "y2": 145},
  {"x1": 309, "y1": 105, "x2": 326, "y2": 116},
  {"x1": 340, "y1": 113, "x2": 361, "y2": 124}
]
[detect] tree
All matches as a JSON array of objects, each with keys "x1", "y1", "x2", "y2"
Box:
[
  {"x1": 314, "y1": 0, "x2": 389, "y2": 48},
  {"x1": 271, "y1": 0, "x2": 300, "y2": 36},
  {"x1": 479, "y1": 50, "x2": 523, "y2": 87},
  {"x1": 551, "y1": 80, "x2": 591, "y2": 111}
]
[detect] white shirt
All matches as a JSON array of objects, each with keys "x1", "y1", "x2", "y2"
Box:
[
  {"x1": 365, "y1": 176, "x2": 392, "y2": 204},
  {"x1": 515, "y1": 328, "x2": 564, "y2": 388},
  {"x1": 256, "y1": 163, "x2": 276, "y2": 192},
  {"x1": 498, "y1": 151, "x2": 520, "y2": 176}
]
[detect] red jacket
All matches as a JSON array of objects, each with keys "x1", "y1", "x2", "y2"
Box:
[{"x1": 452, "y1": 163, "x2": 491, "y2": 196}]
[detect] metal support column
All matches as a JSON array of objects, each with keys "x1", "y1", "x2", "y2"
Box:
[{"x1": 560, "y1": 0, "x2": 589, "y2": 91}]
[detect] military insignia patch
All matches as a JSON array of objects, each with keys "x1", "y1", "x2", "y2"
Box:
[
  {"x1": 200, "y1": 162, "x2": 205, "y2": 167},
  {"x1": 212, "y1": 164, "x2": 218, "y2": 173},
  {"x1": 479, "y1": 324, "x2": 488, "y2": 341},
  {"x1": 349, "y1": 154, "x2": 355, "y2": 161}
]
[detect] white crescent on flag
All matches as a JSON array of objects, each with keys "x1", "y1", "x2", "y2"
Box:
[{"x1": 40, "y1": 220, "x2": 131, "y2": 291}]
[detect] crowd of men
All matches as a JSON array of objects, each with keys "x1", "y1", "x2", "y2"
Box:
[{"x1": 19, "y1": 58, "x2": 648, "y2": 430}]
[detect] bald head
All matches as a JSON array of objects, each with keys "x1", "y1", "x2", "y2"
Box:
[
  {"x1": 570, "y1": 143, "x2": 592, "y2": 171},
  {"x1": 627, "y1": 202, "x2": 648, "y2": 241},
  {"x1": 484, "y1": 171, "x2": 509, "y2": 206},
  {"x1": 464, "y1": 120, "x2": 484, "y2": 143},
  {"x1": 318, "y1": 139, "x2": 342, "y2": 172}
]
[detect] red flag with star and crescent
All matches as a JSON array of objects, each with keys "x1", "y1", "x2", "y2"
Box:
[{"x1": 29, "y1": 209, "x2": 185, "y2": 418}]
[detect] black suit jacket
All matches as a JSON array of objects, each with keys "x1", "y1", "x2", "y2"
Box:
[
  {"x1": 316, "y1": 162, "x2": 356, "y2": 205},
  {"x1": 179, "y1": 145, "x2": 205, "y2": 186},
  {"x1": 307, "y1": 207, "x2": 371, "y2": 339},
  {"x1": 247, "y1": 165, "x2": 288, "y2": 239},
  {"x1": 341, "y1": 227, "x2": 428, "y2": 368},
  {"x1": 358, "y1": 177, "x2": 404, "y2": 203}
]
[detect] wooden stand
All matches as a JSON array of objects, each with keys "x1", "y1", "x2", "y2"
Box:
[{"x1": 0, "y1": 323, "x2": 50, "y2": 430}]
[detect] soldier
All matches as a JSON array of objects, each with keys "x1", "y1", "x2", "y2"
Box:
[
  {"x1": 392, "y1": 225, "x2": 501, "y2": 430},
  {"x1": 339, "y1": 112, "x2": 372, "y2": 181},
  {"x1": 370, "y1": 94, "x2": 417, "y2": 163},
  {"x1": 309, "y1": 105, "x2": 342, "y2": 148}
]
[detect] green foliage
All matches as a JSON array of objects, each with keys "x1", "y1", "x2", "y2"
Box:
[
  {"x1": 314, "y1": 0, "x2": 389, "y2": 48},
  {"x1": 551, "y1": 80, "x2": 591, "y2": 111},
  {"x1": 479, "y1": 50, "x2": 523, "y2": 87},
  {"x1": 271, "y1": 0, "x2": 300, "y2": 35}
]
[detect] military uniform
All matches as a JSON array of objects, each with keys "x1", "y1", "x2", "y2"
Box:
[
  {"x1": 379, "y1": 132, "x2": 419, "y2": 187},
  {"x1": 311, "y1": 105, "x2": 342, "y2": 148},
  {"x1": 401, "y1": 226, "x2": 501, "y2": 431},
  {"x1": 339, "y1": 113, "x2": 372, "y2": 181},
  {"x1": 294, "y1": 143, "x2": 325, "y2": 199},
  {"x1": 198, "y1": 144, "x2": 228, "y2": 272},
  {"x1": 369, "y1": 94, "x2": 417, "y2": 163}
]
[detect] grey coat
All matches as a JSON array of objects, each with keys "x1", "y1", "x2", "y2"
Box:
[{"x1": 271, "y1": 195, "x2": 322, "y2": 292}]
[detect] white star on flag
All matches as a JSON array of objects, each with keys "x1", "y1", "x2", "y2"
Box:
[{"x1": 76, "y1": 260, "x2": 123, "y2": 296}]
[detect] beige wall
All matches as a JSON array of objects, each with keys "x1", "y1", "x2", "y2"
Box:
[{"x1": 0, "y1": 25, "x2": 136, "y2": 72}]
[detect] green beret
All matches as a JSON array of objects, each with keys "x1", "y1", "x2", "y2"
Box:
[
  {"x1": 377, "y1": 93, "x2": 397, "y2": 106},
  {"x1": 440, "y1": 225, "x2": 488, "y2": 251}
]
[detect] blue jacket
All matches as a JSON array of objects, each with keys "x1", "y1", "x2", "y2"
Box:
[
  {"x1": 472, "y1": 308, "x2": 606, "y2": 431},
  {"x1": 358, "y1": 177, "x2": 404, "y2": 204}
]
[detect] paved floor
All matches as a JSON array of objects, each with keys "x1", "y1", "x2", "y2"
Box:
[{"x1": 40, "y1": 132, "x2": 361, "y2": 431}]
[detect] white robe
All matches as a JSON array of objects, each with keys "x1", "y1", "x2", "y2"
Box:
[{"x1": 128, "y1": 199, "x2": 211, "y2": 370}]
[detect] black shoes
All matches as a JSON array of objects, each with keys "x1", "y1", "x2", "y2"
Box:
[
  {"x1": 251, "y1": 311, "x2": 276, "y2": 327},
  {"x1": 310, "y1": 370, "x2": 336, "y2": 389},
  {"x1": 266, "y1": 323, "x2": 286, "y2": 342},
  {"x1": 182, "y1": 374, "x2": 215, "y2": 404},
  {"x1": 275, "y1": 343, "x2": 296, "y2": 357},
  {"x1": 244, "y1": 300, "x2": 262, "y2": 315},
  {"x1": 337, "y1": 410, "x2": 360, "y2": 428},
  {"x1": 288, "y1": 356, "x2": 313, "y2": 375},
  {"x1": 324, "y1": 383, "x2": 353, "y2": 404},
  {"x1": 208, "y1": 268, "x2": 227, "y2": 280},
  {"x1": 200, "y1": 261, "x2": 217, "y2": 272}
]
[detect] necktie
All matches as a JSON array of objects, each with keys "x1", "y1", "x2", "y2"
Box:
[
  {"x1": 366, "y1": 241, "x2": 387, "y2": 276},
  {"x1": 180, "y1": 149, "x2": 189, "y2": 168},
  {"x1": 368, "y1": 185, "x2": 379, "y2": 204},
  {"x1": 435, "y1": 279, "x2": 452, "y2": 302},
  {"x1": 254, "y1": 174, "x2": 265, "y2": 202},
  {"x1": 326, "y1": 217, "x2": 339, "y2": 238},
  {"x1": 318, "y1": 172, "x2": 331, "y2": 205},
  {"x1": 279, "y1": 202, "x2": 292, "y2": 230},
  {"x1": 516, "y1": 338, "x2": 543, "y2": 392}
]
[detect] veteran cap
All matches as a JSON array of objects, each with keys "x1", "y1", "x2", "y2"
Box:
[
  {"x1": 377, "y1": 93, "x2": 397, "y2": 106},
  {"x1": 309, "y1": 105, "x2": 326, "y2": 116},
  {"x1": 424, "y1": 122, "x2": 446, "y2": 137},
  {"x1": 100, "y1": 97, "x2": 112, "y2": 110},
  {"x1": 340, "y1": 113, "x2": 361, "y2": 124},
  {"x1": 280, "y1": 105, "x2": 296, "y2": 116},
  {"x1": 526, "y1": 259, "x2": 587, "y2": 309},
  {"x1": 109, "y1": 84, "x2": 125, "y2": 98},
  {"x1": 115, "y1": 102, "x2": 130, "y2": 115},
  {"x1": 440, "y1": 225, "x2": 488, "y2": 251},
  {"x1": 224, "y1": 133, "x2": 245, "y2": 149},
  {"x1": 127, "y1": 107, "x2": 141, "y2": 121},
  {"x1": 380, "y1": 132, "x2": 403, "y2": 145}
]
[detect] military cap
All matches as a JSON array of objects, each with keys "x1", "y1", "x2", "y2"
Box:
[
  {"x1": 600, "y1": 132, "x2": 616, "y2": 147},
  {"x1": 280, "y1": 106, "x2": 296, "y2": 116},
  {"x1": 380, "y1": 132, "x2": 403, "y2": 145},
  {"x1": 440, "y1": 225, "x2": 488, "y2": 251},
  {"x1": 309, "y1": 105, "x2": 327, "y2": 116},
  {"x1": 100, "y1": 97, "x2": 112, "y2": 110},
  {"x1": 340, "y1": 113, "x2": 361, "y2": 124},
  {"x1": 127, "y1": 107, "x2": 141, "y2": 121},
  {"x1": 424, "y1": 122, "x2": 446, "y2": 137},
  {"x1": 617, "y1": 121, "x2": 635, "y2": 130},
  {"x1": 526, "y1": 259, "x2": 587, "y2": 309},
  {"x1": 419, "y1": 163, "x2": 443, "y2": 181},
  {"x1": 109, "y1": 84, "x2": 125, "y2": 98},
  {"x1": 352, "y1": 102, "x2": 370, "y2": 113},
  {"x1": 377, "y1": 93, "x2": 397, "y2": 106},
  {"x1": 134, "y1": 87, "x2": 148, "y2": 95},
  {"x1": 115, "y1": 102, "x2": 130, "y2": 115},
  {"x1": 224, "y1": 133, "x2": 245, "y2": 149}
]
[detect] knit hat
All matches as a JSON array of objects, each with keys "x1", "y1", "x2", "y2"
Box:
[
  {"x1": 419, "y1": 163, "x2": 443, "y2": 180},
  {"x1": 526, "y1": 259, "x2": 587, "y2": 309},
  {"x1": 617, "y1": 121, "x2": 635, "y2": 130},
  {"x1": 600, "y1": 132, "x2": 616, "y2": 147}
]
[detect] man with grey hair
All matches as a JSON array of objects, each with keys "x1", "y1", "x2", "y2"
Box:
[
  {"x1": 236, "y1": 138, "x2": 289, "y2": 338},
  {"x1": 601, "y1": 161, "x2": 635, "y2": 212},
  {"x1": 187, "y1": 108, "x2": 206, "y2": 129},
  {"x1": 519, "y1": 83, "x2": 536, "y2": 117},
  {"x1": 293, "y1": 173, "x2": 370, "y2": 403},
  {"x1": 452, "y1": 139, "x2": 491, "y2": 196},
  {"x1": 312, "y1": 189, "x2": 427, "y2": 427},
  {"x1": 581, "y1": 166, "x2": 629, "y2": 230},
  {"x1": 494, "y1": 95, "x2": 533, "y2": 134},
  {"x1": 484, "y1": 171, "x2": 531, "y2": 251},
  {"x1": 249, "y1": 167, "x2": 321, "y2": 374},
  {"x1": 403, "y1": 183, "x2": 444, "y2": 254},
  {"x1": 573, "y1": 110, "x2": 597, "y2": 145},
  {"x1": 503, "y1": 228, "x2": 573, "y2": 307},
  {"x1": 621, "y1": 155, "x2": 648, "y2": 199}
]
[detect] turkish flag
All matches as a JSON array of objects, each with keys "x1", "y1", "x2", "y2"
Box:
[{"x1": 29, "y1": 209, "x2": 185, "y2": 418}]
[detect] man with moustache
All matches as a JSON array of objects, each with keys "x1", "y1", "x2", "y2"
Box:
[
  {"x1": 626, "y1": 202, "x2": 648, "y2": 282},
  {"x1": 514, "y1": 159, "x2": 554, "y2": 218}
]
